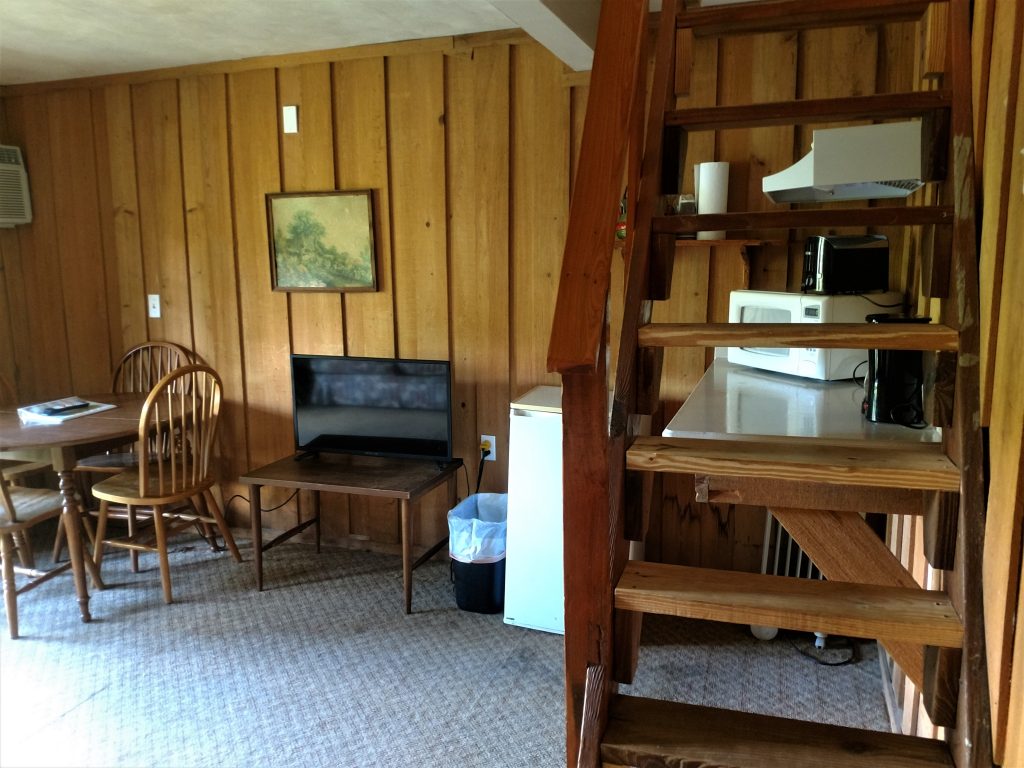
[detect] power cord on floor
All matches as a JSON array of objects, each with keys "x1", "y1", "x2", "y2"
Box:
[
  {"x1": 789, "y1": 634, "x2": 859, "y2": 667},
  {"x1": 224, "y1": 490, "x2": 300, "y2": 516}
]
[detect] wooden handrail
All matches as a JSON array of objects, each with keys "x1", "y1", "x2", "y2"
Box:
[{"x1": 546, "y1": 0, "x2": 649, "y2": 374}]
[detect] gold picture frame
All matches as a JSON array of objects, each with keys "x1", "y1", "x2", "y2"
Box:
[{"x1": 266, "y1": 190, "x2": 377, "y2": 292}]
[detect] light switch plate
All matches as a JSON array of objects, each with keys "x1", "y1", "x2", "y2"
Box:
[
  {"x1": 282, "y1": 105, "x2": 298, "y2": 134},
  {"x1": 147, "y1": 294, "x2": 160, "y2": 318}
]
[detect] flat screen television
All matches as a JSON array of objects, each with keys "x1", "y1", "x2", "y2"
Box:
[{"x1": 290, "y1": 354, "x2": 453, "y2": 462}]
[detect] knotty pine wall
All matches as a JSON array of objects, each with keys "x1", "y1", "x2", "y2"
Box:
[
  {"x1": 0, "y1": 31, "x2": 576, "y2": 554},
  {"x1": 0, "y1": 19, "x2": 949, "y2": 580}
]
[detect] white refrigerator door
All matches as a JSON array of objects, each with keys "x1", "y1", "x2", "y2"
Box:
[{"x1": 503, "y1": 405, "x2": 564, "y2": 634}]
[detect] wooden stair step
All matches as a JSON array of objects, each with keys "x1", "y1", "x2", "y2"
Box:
[
  {"x1": 615, "y1": 561, "x2": 963, "y2": 648},
  {"x1": 626, "y1": 436, "x2": 960, "y2": 491},
  {"x1": 637, "y1": 322, "x2": 959, "y2": 352},
  {"x1": 653, "y1": 205, "x2": 952, "y2": 235},
  {"x1": 667, "y1": 90, "x2": 950, "y2": 130},
  {"x1": 678, "y1": 0, "x2": 936, "y2": 38},
  {"x1": 602, "y1": 694, "x2": 953, "y2": 768}
]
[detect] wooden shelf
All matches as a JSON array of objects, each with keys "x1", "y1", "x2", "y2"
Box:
[
  {"x1": 653, "y1": 205, "x2": 953, "y2": 234},
  {"x1": 677, "y1": 0, "x2": 935, "y2": 37},
  {"x1": 666, "y1": 90, "x2": 950, "y2": 131},
  {"x1": 602, "y1": 694, "x2": 954, "y2": 768},
  {"x1": 673, "y1": 238, "x2": 783, "y2": 247},
  {"x1": 615, "y1": 561, "x2": 963, "y2": 647},
  {"x1": 637, "y1": 322, "x2": 960, "y2": 351},
  {"x1": 626, "y1": 436, "x2": 961, "y2": 491}
]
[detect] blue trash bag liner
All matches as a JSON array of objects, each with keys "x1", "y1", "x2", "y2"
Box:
[{"x1": 447, "y1": 492, "x2": 507, "y2": 564}]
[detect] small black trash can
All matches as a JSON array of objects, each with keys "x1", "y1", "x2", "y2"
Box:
[{"x1": 448, "y1": 493, "x2": 507, "y2": 614}]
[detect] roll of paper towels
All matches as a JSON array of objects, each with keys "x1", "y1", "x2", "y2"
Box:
[{"x1": 695, "y1": 161, "x2": 729, "y2": 240}]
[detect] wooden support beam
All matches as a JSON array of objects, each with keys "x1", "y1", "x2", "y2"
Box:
[
  {"x1": 770, "y1": 506, "x2": 961, "y2": 726},
  {"x1": 923, "y1": 491, "x2": 959, "y2": 570},
  {"x1": 576, "y1": 665, "x2": 607, "y2": 768},
  {"x1": 695, "y1": 475, "x2": 927, "y2": 516},
  {"x1": 638, "y1": 322, "x2": 960, "y2": 352}
]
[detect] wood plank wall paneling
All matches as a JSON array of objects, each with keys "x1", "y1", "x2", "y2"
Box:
[
  {"x1": 447, "y1": 44, "x2": 512, "y2": 494},
  {"x1": 332, "y1": 57, "x2": 394, "y2": 544},
  {"x1": 511, "y1": 43, "x2": 570, "y2": 401},
  {"x1": 276, "y1": 62, "x2": 350, "y2": 540},
  {"x1": 0, "y1": 37, "x2": 582, "y2": 556},
  {"x1": 387, "y1": 51, "x2": 452, "y2": 545},
  {"x1": 0, "y1": 226, "x2": 23, "y2": 394},
  {"x1": 47, "y1": 90, "x2": 113, "y2": 395},
  {"x1": 227, "y1": 68, "x2": 290, "y2": 528},
  {"x1": 278, "y1": 63, "x2": 344, "y2": 357},
  {"x1": 179, "y1": 73, "x2": 247, "y2": 486},
  {"x1": 88, "y1": 89, "x2": 125, "y2": 362},
  {"x1": 131, "y1": 80, "x2": 194, "y2": 348},
  {"x1": 5, "y1": 94, "x2": 74, "y2": 399},
  {"x1": 334, "y1": 57, "x2": 396, "y2": 360},
  {"x1": 99, "y1": 84, "x2": 148, "y2": 352}
]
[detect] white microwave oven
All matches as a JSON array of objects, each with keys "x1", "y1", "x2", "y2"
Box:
[{"x1": 726, "y1": 289, "x2": 903, "y2": 381}]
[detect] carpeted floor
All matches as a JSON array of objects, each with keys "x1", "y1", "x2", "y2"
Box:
[{"x1": 0, "y1": 529, "x2": 889, "y2": 768}]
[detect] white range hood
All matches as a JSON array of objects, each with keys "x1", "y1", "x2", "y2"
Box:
[{"x1": 762, "y1": 121, "x2": 924, "y2": 204}]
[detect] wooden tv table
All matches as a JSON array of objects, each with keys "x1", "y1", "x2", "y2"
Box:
[{"x1": 238, "y1": 452, "x2": 462, "y2": 613}]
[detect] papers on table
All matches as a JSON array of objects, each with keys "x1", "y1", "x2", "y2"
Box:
[{"x1": 17, "y1": 397, "x2": 117, "y2": 425}]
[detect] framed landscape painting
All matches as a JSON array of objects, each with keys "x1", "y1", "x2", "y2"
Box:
[{"x1": 266, "y1": 190, "x2": 377, "y2": 292}]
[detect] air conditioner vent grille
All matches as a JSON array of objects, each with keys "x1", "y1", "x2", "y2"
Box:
[{"x1": 0, "y1": 144, "x2": 32, "y2": 227}]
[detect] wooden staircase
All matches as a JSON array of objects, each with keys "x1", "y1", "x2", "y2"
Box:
[{"x1": 547, "y1": 1, "x2": 990, "y2": 767}]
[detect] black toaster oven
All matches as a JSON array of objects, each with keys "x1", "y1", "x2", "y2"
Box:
[{"x1": 802, "y1": 234, "x2": 889, "y2": 294}]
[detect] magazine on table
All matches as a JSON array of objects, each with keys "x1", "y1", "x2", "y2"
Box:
[{"x1": 17, "y1": 396, "x2": 117, "y2": 425}]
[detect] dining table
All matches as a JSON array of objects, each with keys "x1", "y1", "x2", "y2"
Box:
[{"x1": 0, "y1": 392, "x2": 149, "y2": 623}]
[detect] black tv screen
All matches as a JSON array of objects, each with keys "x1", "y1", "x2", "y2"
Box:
[{"x1": 291, "y1": 354, "x2": 453, "y2": 461}]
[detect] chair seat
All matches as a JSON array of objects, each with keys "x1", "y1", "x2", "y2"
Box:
[
  {"x1": 0, "y1": 487, "x2": 65, "y2": 531},
  {"x1": 92, "y1": 469, "x2": 215, "y2": 507},
  {"x1": 1, "y1": 458, "x2": 52, "y2": 477},
  {"x1": 75, "y1": 451, "x2": 140, "y2": 472}
]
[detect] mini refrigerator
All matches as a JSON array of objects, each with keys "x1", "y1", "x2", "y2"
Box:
[{"x1": 503, "y1": 385, "x2": 564, "y2": 634}]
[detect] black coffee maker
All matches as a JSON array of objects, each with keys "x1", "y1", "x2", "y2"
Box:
[{"x1": 864, "y1": 315, "x2": 929, "y2": 427}]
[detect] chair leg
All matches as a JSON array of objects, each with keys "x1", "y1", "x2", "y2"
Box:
[
  {"x1": 203, "y1": 488, "x2": 242, "y2": 562},
  {"x1": 93, "y1": 500, "x2": 109, "y2": 569},
  {"x1": 13, "y1": 530, "x2": 35, "y2": 569},
  {"x1": 1, "y1": 533, "x2": 19, "y2": 639},
  {"x1": 126, "y1": 505, "x2": 139, "y2": 573},
  {"x1": 152, "y1": 505, "x2": 173, "y2": 604},
  {"x1": 51, "y1": 514, "x2": 67, "y2": 562}
]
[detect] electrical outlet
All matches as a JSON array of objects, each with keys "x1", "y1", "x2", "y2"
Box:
[
  {"x1": 480, "y1": 434, "x2": 496, "y2": 462},
  {"x1": 147, "y1": 294, "x2": 161, "y2": 318}
]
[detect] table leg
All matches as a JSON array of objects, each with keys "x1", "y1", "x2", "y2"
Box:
[
  {"x1": 313, "y1": 490, "x2": 321, "y2": 554},
  {"x1": 57, "y1": 470, "x2": 93, "y2": 622},
  {"x1": 251, "y1": 484, "x2": 263, "y2": 591},
  {"x1": 401, "y1": 499, "x2": 412, "y2": 614}
]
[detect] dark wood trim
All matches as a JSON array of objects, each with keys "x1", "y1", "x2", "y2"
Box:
[
  {"x1": 654, "y1": 205, "x2": 954, "y2": 234},
  {"x1": 638, "y1": 322, "x2": 960, "y2": 352},
  {"x1": 678, "y1": 0, "x2": 936, "y2": 37},
  {"x1": 666, "y1": 91, "x2": 951, "y2": 130}
]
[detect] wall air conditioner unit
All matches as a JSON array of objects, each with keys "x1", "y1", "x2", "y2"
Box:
[
  {"x1": 762, "y1": 121, "x2": 924, "y2": 204},
  {"x1": 0, "y1": 145, "x2": 33, "y2": 227}
]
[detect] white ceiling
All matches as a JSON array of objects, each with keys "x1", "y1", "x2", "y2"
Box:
[{"x1": 0, "y1": 0, "x2": 526, "y2": 86}]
